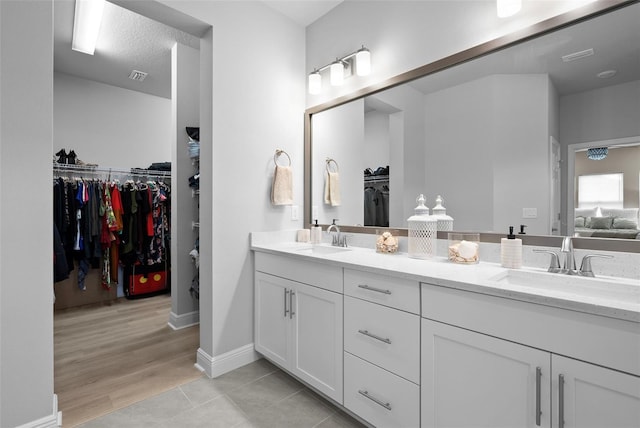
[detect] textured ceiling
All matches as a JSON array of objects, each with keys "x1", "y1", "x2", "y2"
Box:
[
  {"x1": 54, "y1": 0, "x2": 200, "y2": 99},
  {"x1": 54, "y1": 1, "x2": 340, "y2": 99}
]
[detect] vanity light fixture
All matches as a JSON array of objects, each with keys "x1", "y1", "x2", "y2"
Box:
[
  {"x1": 587, "y1": 147, "x2": 608, "y2": 160},
  {"x1": 72, "y1": 0, "x2": 106, "y2": 55},
  {"x1": 497, "y1": 0, "x2": 521, "y2": 18},
  {"x1": 330, "y1": 60, "x2": 345, "y2": 86},
  {"x1": 308, "y1": 45, "x2": 371, "y2": 94}
]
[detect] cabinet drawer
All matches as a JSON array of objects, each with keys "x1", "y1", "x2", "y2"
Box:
[
  {"x1": 344, "y1": 352, "x2": 420, "y2": 428},
  {"x1": 255, "y1": 252, "x2": 342, "y2": 293},
  {"x1": 344, "y1": 269, "x2": 419, "y2": 314},
  {"x1": 344, "y1": 296, "x2": 420, "y2": 383}
]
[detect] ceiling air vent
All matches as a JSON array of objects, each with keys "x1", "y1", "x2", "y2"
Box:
[
  {"x1": 561, "y1": 48, "x2": 594, "y2": 62},
  {"x1": 128, "y1": 70, "x2": 148, "y2": 82}
]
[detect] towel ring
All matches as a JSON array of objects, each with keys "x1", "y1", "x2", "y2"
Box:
[
  {"x1": 326, "y1": 158, "x2": 339, "y2": 173},
  {"x1": 274, "y1": 149, "x2": 291, "y2": 167}
]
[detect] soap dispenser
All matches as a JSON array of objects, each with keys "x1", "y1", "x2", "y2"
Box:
[
  {"x1": 501, "y1": 226, "x2": 522, "y2": 269},
  {"x1": 408, "y1": 194, "x2": 437, "y2": 259},
  {"x1": 311, "y1": 220, "x2": 322, "y2": 244}
]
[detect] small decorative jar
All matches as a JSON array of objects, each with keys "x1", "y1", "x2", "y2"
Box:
[
  {"x1": 407, "y1": 194, "x2": 437, "y2": 259},
  {"x1": 448, "y1": 233, "x2": 480, "y2": 264},
  {"x1": 432, "y1": 195, "x2": 454, "y2": 231},
  {"x1": 376, "y1": 229, "x2": 399, "y2": 254}
]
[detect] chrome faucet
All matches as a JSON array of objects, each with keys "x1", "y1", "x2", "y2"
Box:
[
  {"x1": 326, "y1": 219, "x2": 347, "y2": 247},
  {"x1": 560, "y1": 236, "x2": 577, "y2": 274},
  {"x1": 535, "y1": 236, "x2": 612, "y2": 277}
]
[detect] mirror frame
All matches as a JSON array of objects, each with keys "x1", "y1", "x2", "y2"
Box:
[{"x1": 304, "y1": 0, "x2": 640, "y2": 253}]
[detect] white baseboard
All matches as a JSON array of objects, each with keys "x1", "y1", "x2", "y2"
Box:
[
  {"x1": 195, "y1": 344, "x2": 260, "y2": 378},
  {"x1": 16, "y1": 394, "x2": 59, "y2": 428},
  {"x1": 168, "y1": 310, "x2": 200, "y2": 330}
]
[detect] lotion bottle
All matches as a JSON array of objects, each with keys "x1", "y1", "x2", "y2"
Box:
[
  {"x1": 311, "y1": 220, "x2": 322, "y2": 244},
  {"x1": 501, "y1": 226, "x2": 522, "y2": 269}
]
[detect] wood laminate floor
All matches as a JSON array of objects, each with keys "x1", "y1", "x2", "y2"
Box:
[{"x1": 54, "y1": 294, "x2": 202, "y2": 427}]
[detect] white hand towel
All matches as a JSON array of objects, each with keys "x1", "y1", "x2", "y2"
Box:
[
  {"x1": 324, "y1": 171, "x2": 341, "y2": 206},
  {"x1": 271, "y1": 165, "x2": 293, "y2": 206}
]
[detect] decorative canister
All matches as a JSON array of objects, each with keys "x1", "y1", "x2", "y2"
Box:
[
  {"x1": 376, "y1": 229, "x2": 399, "y2": 254},
  {"x1": 448, "y1": 233, "x2": 480, "y2": 264},
  {"x1": 407, "y1": 194, "x2": 437, "y2": 259},
  {"x1": 431, "y1": 195, "x2": 454, "y2": 231}
]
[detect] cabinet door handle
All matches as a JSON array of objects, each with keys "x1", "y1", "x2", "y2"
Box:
[
  {"x1": 358, "y1": 329, "x2": 392, "y2": 345},
  {"x1": 357, "y1": 284, "x2": 392, "y2": 295},
  {"x1": 284, "y1": 289, "x2": 289, "y2": 318},
  {"x1": 358, "y1": 389, "x2": 392, "y2": 411},
  {"x1": 558, "y1": 374, "x2": 565, "y2": 428},
  {"x1": 535, "y1": 367, "x2": 542, "y2": 426},
  {"x1": 289, "y1": 290, "x2": 295, "y2": 319}
]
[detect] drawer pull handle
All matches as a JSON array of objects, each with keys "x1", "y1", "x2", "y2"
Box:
[
  {"x1": 535, "y1": 367, "x2": 542, "y2": 426},
  {"x1": 284, "y1": 289, "x2": 289, "y2": 318},
  {"x1": 558, "y1": 374, "x2": 565, "y2": 428},
  {"x1": 357, "y1": 284, "x2": 392, "y2": 295},
  {"x1": 358, "y1": 389, "x2": 392, "y2": 411},
  {"x1": 358, "y1": 329, "x2": 391, "y2": 345}
]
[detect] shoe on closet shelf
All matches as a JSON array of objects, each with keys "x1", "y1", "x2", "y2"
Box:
[
  {"x1": 55, "y1": 149, "x2": 68, "y2": 164},
  {"x1": 67, "y1": 150, "x2": 77, "y2": 165}
]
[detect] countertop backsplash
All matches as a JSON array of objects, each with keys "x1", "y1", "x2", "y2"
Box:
[{"x1": 251, "y1": 230, "x2": 640, "y2": 280}]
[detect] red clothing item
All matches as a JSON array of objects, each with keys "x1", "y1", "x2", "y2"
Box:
[
  {"x1": 146, "y1": 188, "x2": 154, "y2": 237},
  {"x1": 110, "y1": 185, "x2": 124, "y2": 231}
]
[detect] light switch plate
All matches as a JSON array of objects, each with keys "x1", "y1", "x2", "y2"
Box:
[
  {"x1": 312, "y1": 205, "x2": 318, "y2": 220},
  {"x1": 291, "y1": 205, "x2": 299, "y2": 221},
  {"x1": 522, "y1": 208, "x2": 538, "y2": 218}
]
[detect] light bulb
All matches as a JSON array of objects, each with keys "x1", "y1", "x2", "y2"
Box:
[
  {"x1": 330, "y1": 61, "x2": 344, "y2": 86},
  {"x1": 356, "y1": 48, "x2": 371, "y2": 76},
  {"x1": 308, "y1": 72, "x2": 321, "y2": 94},
  {"x1": 497, "y1": 0, "x2": 521, "y2": 18}
]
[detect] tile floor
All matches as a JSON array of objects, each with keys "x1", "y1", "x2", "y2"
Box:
[{"x1": 78, "y1": 359, "x2": 365, "y2": 428}]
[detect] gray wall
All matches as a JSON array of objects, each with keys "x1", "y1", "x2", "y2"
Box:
[
  {"x1": 170, "y1": 42, "x2": 200, "y2": 326},
  {"x1": 0, "y1": 1, "x2": 55, "y2": 426},
  {"x1": 54, "y1": 72, "x2": 172, "y2": 169},
  {"x1": 157, "y1": 0, "x2": 306, "y2": 366}
]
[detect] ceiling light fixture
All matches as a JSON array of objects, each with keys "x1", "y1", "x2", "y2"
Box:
[
  {"x1": 497, "y1": 0, "x2": 521, "y2": 18},
  {"x1": 72, "y1": 0, "x2": 106, "y2": 55},
  {"x1": 308, "y1": 45, "x2": 371, "y2": 94},
  {"x1": 587, "y1": 147, "x2": 608, "y2": 160}
]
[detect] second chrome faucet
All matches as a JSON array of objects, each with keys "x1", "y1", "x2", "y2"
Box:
[{"x1": 535, "y1": 236, "x2": 612, "y2": 277}]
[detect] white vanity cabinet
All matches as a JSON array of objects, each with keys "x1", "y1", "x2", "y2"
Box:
[
  {"x1": 254, "y1": 253, "x2": 343, "y2": 403},
  {"x1": 421, "y1": 283, "x2": 640, "y2": 428},
  {"x1": 343, "y1": 269, "x2": 421, "y2": 428}
]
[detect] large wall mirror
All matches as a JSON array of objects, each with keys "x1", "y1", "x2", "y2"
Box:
[{"x1": 305, "y1": 0, "x2": 640, "y2": 252}]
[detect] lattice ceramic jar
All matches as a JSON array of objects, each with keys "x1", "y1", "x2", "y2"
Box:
[
  {"x1": 408, "y1": 195, "x2": 437, "y2": 259},
  {"x1": 431, "y1": 194, "x2": 454, "y2": 231}
]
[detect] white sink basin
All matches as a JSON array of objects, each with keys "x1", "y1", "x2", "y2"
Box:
[
  {"x1": 488, "y1": 269, "x2": 640, "y2": 303},
  {"x1": 295, "y1": 245, "x2": 352, "y2": 255}
]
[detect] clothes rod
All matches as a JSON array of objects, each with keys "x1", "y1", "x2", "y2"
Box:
[{"x1": 53, "y1": 163, "x2": 171, "y2": 179}]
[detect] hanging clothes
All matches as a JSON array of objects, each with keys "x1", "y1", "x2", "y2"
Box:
[{"x1": 53, "y1": 173, "x2": 171, "y2": 292}]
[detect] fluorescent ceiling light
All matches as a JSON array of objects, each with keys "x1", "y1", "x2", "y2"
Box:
[{"x1": 72, "y1": 0, "x2": 105, "y2": 55}]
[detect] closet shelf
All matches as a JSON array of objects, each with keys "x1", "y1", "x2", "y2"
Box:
[
  {"x1": 192, "y1": 221, "x2": 200, "y2": 230},
  {"x1": 53, "y1": 163, "x2": 171, "y2": 180},
  {"x1": 192, "y1": 189, "x2": 200, "y2": 197}
]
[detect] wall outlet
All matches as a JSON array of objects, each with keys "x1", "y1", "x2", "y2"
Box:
[
  {"x1": 522, "y1": 208, "x2": 538, "y2": 218},
  {"x1": 291, "y1": 205, "x2": 299, "y2": 221}
]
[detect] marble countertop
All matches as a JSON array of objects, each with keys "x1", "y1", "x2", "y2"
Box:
[{"x1": 251, "y1": 241, "x2": 640, "y2": 323}]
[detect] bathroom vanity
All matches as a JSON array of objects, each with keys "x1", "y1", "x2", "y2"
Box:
[{"x1": 251, "y1": 238, "x2": 640, "y2": 428}]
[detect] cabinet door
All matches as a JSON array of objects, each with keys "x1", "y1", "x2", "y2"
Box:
[
  {"x1": 291, "y1": 282, "x2": 344, "y2": 404},
  {"x1": 422, "y1": 319, "x2": 551, "y2": 428},
  {"x1": 552, "y1": 355, "x2": 640, "y2": 428},
  {"x1": 254, "y1": 272, "x2": 291, "y2": 369}
]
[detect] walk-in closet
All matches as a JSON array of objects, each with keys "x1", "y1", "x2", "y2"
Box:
[{"x1": 52, "y1": 1, "x2": 203, "y2": 425}]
